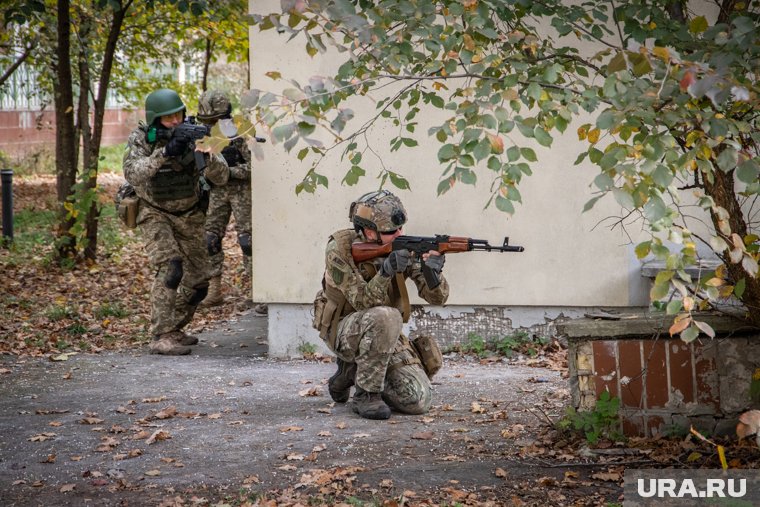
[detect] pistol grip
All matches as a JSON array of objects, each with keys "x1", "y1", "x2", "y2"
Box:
[{"x1": 422, "y1": 263, "x2": 441, "y2": 290}]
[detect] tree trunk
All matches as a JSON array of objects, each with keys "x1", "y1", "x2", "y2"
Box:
[
  {"x1": 82, "y1": 1, "x2": 131, "y2": 261},
  {"x1": 202, "y1": 38, "x2": 213, "y2": 92},
  {"x1": 0, "y1": 42, "x2": 35, "y2": 88},
  {"x1": 54, "y1": 0, "x2": 78, "y2": 261},
  {"x1": 702, "y1": 169, "x2": 760, "y2": 326}
]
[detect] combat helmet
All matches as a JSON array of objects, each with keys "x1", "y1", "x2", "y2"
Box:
[
  {"x1": 197, "y1": 90, "x2": 232, "y2": 123},
  {"x1": 144, "y1": 89, "x2": 185, "y2": 126},
  {"x1": 349, "y1": 190, "x2": 407, "y2": 240}
]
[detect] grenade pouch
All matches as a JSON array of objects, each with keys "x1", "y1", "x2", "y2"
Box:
[{"x1": 411, "y1": 334, "x2": 443, "y2": 378}]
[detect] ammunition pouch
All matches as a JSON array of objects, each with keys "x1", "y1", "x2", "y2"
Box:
[
  {"x1": 411, "y1": 334, "x2": 443, "y2": 379},
  {"x1": 115, "y1": 182, "x2": 139, "y2": 229},
  {"x1": 313, "y1": 286, "x2": 347, "y2": 351}
]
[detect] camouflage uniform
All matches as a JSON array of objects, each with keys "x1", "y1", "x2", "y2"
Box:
[
  {"x1": 205, "y1": 135, "x2": 252, "y2": 278},
  {"x1": 123, "y1": 120, "x2": 229, "y2": 340},
  {"x1": 322, "y1": 228, "x2": 449, "y2": 414}
]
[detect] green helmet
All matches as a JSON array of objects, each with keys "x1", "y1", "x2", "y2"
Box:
[
  {"x1": 144, "y1": 89, "x2": 185, "y2": 126},
  {"x1": 197, "y1": 90, "x2": 232, "y2": 122},
  {"x1": 349, "y1": 190, "x2": 407, "y2": 234}
]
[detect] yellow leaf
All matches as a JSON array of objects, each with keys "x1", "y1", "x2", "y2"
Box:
[
  {"x1": 686, "y1": 452, "x2": 702, "y2": 462},
  {"x1": 718, "y1": 445, "x2": 728, "y2": 470},
  {"x1": 652, "y1": 46, "x2": 670, "y2": 62},
  {"x1": 463, "y1": 33, "x2": 475, "y2": 51},
  {"x1": 587, "y1": 128, "x2": 600, "y2": 144}
]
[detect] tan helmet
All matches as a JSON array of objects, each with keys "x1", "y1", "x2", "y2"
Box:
[
  {"x1": 197, "y1": 90, "x2": 232, "y2": 122},
  {"x1": 349, "y1": 190, "x2": 407, "y2": 235}
]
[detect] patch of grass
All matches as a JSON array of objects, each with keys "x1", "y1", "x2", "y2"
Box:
[
  {"x1": 3, "y1": 147, "x2": 57, "y2": 176},
  {"x1": 95, "y1": 302, "x2": 129, "y2": 319},
  {"x1": 98, "y1": 143, "x2": 126, "y2": 174},
  {"x1": 66, "y1": 322, "x2": 88, "y2": 336},
  {"x1": 45, "y1": 304, "x2": 79, "y2": 321},
  {"x1": 446, "y1": 331, "x2": 550, "y2": 358},
  {"x1": 556, "y1": 391, "x2": 625, "y2": 445},
  {"x1": 55, "y1": 339, "x2": 71, "y2": 350},
  {"x1": 297, "y1": 341, "x2": 318, "y2": 358}
]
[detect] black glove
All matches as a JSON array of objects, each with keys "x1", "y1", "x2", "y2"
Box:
[
  {"x1": 221, "y1": 145, "x2": 242, "y2": 166},
  {"x1": 380, "y1": 250, "x2": 411, "y2": 277},
  {"x1": 163, "y1": 136, "x2": 189, "y2": 157},
  {"x1": 425, "y1": 253, "x2": 445, "y2": 274}
]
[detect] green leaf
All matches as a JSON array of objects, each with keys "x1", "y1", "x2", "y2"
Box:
[
  {"x1": 495, "y1": 195, "x2": 515, "y2": 214},
  {"x1": 389, "y1": 172, "x2": 410, "y2": 190},
  {"x1": 612, "y1": 188, "x2": 634, "y2": 209},
  {"x1": 635, "y1": 241, "x2": 651, "y2": 259},
  {"x1": 650, "y1": 282, "x2": 669, "y2": 300},
  {"x1": 716, "y1": 148, "x2": 738, "y2": 172},
  {"x1": 737, "y1": 159, "x2": 760, "y2": 184},
  {"x1": 520, "y1": 147, "x2": 537, "y2": 162},
  {"x1": 689, "y1": 16, "x2": 708, "y2": 34},
  {"x1": 437, "y1": 178, "x2": 453, "y2": 195},
  {"x1": 666, "y1": 300, "x2": 683, "y2": 315},
  {"x1": 583, "y1": 195, "x2": 603, "y2": 213},
  {"x1": 681, "y1": 325, "x2": 699, "y2": 343},
  {"x1": 533, "y1": 126, "x2": 552, "y2": 147},
  {"x1": 735, "y1": 278, "x2": 746, "y2": 298},
  {"x1": 644, "y1": 195, "x2": 667, "y2": 222},
  {"x1": 507, "y1": 146, "x2": 520, "y2": 162},
  {"x1": 606, "y1": 52, "x2": 627, "y2": 73},
  {"x1": 526, "y1": 82, "x2": 542, "y2": 102},
  {"x1": 437, "y1": 144, "x2": 457, "y2": 161}
]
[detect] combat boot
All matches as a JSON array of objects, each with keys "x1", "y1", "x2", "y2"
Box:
[
  {"x1": 328, "y1": 358, "x2": 356, "y2": 403},
  {"x1": 201, "y1": 275, "x2": 223, "y2": 307},
  {"x1": 149, "y1": 333, "x2": 191, "y2": 355},
  {"x1": 351, "y1": 386, "x2": 391, "y2": 420},
  {"x1": 178, "y1": 331, "x2": 199, "y2": 346}
]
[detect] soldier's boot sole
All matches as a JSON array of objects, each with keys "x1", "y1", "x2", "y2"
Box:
[{"x1": 351, "y1": 389, "x2": 391, "y2": 420}]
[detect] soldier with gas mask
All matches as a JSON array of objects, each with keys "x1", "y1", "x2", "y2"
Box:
[
  {"x1": 123, "y1": 88, "x2": 230, "y2": 355},
  {"x1": 312, "y1": 190, "x2": 449, "y2": 419},
  {"x1": 196, "y1": 90, "x2": 262, "y2": 312}
]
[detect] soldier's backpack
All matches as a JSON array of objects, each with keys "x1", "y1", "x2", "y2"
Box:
[{"x1": 114, "y1": 182, "x2": 139, "y2": 229}]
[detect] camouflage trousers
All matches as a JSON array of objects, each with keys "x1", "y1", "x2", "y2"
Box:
[
  {"x1": 137, "y1": 204, "x2": 211, "y2": 336},
  {"x1": 334, "y1": 306, "x2": 432, "y2": 414},
  {"x1": 205, "y1": 181, "x2": 251, "y2": 278}
]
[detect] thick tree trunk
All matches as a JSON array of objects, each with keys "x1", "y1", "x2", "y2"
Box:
[
  {"x1": 703, "y1": 169, "x2": 760, "y2": 326},
  {"x1": 202, "y1": 38, "x2": 213, "y2": 92},
  {"x1": 54, "y1": 0, "x2": 78, "y2": 261}
]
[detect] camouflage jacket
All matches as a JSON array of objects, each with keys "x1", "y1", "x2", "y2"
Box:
[
  {"x1": 324, "y1": 228, "x2": 449, "y2": 313},
  {"x1": 123, "y1": 125, "x2": 229, "y2": 213}
]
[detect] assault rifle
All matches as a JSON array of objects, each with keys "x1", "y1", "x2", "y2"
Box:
[
  {"x1": 157, "y1": 117, "x2": 212, "y2": 171},
  {"x1": 351, "y1": 235, "x2": 524, "y2": 289}
]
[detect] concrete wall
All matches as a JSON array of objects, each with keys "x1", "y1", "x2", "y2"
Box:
[{"x1": 248, "y1": 1, "x2": 655, "y2": 356}]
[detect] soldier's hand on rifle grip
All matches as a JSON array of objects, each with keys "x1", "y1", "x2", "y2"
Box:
[
  {"x1": 163, "y1": 136, "x2": 189, "y2": 157},
  {"x1": 423, "y1": 252, "x2": 445, "y2": 274},
  {"x1": 380, "y1": 250, "x2": 411, "y2": 277}
]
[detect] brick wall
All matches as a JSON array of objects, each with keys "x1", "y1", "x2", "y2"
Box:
[
  {"x1": 561, "y1": 312, "x2": 760, "y2": 437},
  {"x1": 0, "y1": 109, "x2": 142, "y2": 156}
]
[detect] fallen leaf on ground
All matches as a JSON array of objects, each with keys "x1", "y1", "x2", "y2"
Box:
[
  {"x1": 411, "y1": 431, "x2": 435, "y2": 440},
  {"x1": 59, "y1": 484, "x2": 75, "y2": 492},
  {"x1": 146, "y1": 430, "x2": 170, "y2": 445}
]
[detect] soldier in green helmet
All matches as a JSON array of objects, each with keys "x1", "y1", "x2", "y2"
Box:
[
  {"x1": 312, "y1": 190, "x2": 449, "y2": 420},
  {"x1": 196, "y1": 90, "x2": 264, "y2": 313},
  {"x1": 122, "y1": 88, "x2": 230, "y2": 355}
]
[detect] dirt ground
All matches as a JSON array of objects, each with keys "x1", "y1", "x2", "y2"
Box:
[{"x1": 0, "y1": 310, "x2": 628, "y2": 507}]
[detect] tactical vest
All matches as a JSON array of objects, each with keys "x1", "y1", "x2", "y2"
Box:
[
  {"x1": 313, "y1": 229, "x2": 410, "y2": 349},
  {"x1": 148, "y1": 153, "x2": 197, "y2": 203}
]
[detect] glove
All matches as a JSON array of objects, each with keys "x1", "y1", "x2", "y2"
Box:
[
  {"x1": 425, "y1": 253, "x2": 445, "y2": 274},
  {"x1": 163, "y1": 136, "x2": 189, "y2": 157},
  {"x1": 380, "y1": 250, "x2": 411, "y2": 277},
  {"x1": 221, "y1": 145, "x2": 243, "y2": 167}
]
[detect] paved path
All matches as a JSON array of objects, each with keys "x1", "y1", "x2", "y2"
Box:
[{"x1": 0, "y1": 311, "x2": 603, "y2": 506}]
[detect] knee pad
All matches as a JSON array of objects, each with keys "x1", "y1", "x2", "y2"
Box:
[
  {"x1": 206, "y1": 231, "x2": 222, "y2": 256},
  {"x1": 163, "y1": 258, "x2": 183, "y2": 289},
  {"x1": 187, "y1": 283, "x2": 209, "y2": 305},
  {"x1": 238, "y1": 232, "x2": 252, "y2": 256}
]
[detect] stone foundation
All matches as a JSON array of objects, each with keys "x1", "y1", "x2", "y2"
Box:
[{"x1": 559, "y1": 312, "x2": 760, "y2": 437}]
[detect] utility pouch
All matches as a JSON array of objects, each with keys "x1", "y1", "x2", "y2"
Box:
[
  {"x1": 115, "y1": 182, "x2": 139, "y2": 229},
  {"x1": 312, "y1": 290, "x2": 327, "y2": 331},
  {"x1": 412, "y1": 334, "x2": 443, "y2": 378}
]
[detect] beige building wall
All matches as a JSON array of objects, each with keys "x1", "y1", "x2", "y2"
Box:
[{"x1": 248, "y1": 1, "x2": 648, "y2": 316}]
